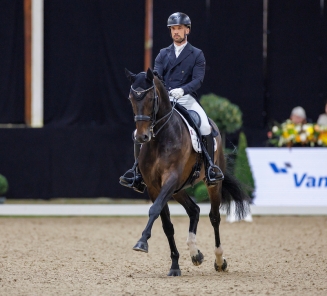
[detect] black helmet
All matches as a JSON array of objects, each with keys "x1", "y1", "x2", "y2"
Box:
[{"x1": 167, "y1": 12, "x2": 191, "y2": 29}]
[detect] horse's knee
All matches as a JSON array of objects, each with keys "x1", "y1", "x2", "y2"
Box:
[{"x1": 148, "y1": 204, "x2": 161, "y2": 219}]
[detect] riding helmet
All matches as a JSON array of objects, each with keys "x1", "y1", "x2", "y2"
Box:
[{"x1": 167, "y1": 12, "x2": 191, "y2": 29}]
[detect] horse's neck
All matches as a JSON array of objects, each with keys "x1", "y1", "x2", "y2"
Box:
[{"x1": 156, "y1": 83, "x2": 172, "y2": 119}]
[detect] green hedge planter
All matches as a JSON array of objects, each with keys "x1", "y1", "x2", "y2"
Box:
[{"x1": 0, "y1": 174, "x2": 9, "y2": 196}]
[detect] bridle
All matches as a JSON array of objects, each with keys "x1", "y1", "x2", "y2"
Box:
[{"x1": 130, "y1": 79, "x2": 177, "y2": 138}]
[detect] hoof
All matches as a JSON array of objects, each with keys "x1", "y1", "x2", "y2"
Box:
[
  {"x1": 214, "y1": 258, "x2": 227, "y2": 272},
  {"x1": 133, "y1": 241, "x2": 148, "y2": 253},
  {"x1": 191, "y1": 250, "x2": 204, "y2": 266},
  {"x1": 167, "y1": 269, "x2": 181, "y2": 276}
]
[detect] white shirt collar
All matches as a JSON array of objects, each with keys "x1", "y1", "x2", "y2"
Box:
[{"x1": 174, "y1": 42, "x2": 188, "y2": 58}]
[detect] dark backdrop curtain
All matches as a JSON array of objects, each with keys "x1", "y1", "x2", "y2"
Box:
[
  {"x1": 205, "y1": 1, "x2": 264, "y2": 129},
  {"x1": 323, "y1": 1, "x2": 327, "y2": 109},
  {"x1": 44, "y1": 0, "x2": 145, "y2": 127},
  {"x1": 0, "y1": 0, "x2": 24, "y2": 123},
  {"x1": 266, "y1": 0, "x2": 324, "y2": 123},
  {"x1": 153, "y1": 1, "x2": 264, "y2": 131},
  {"x1": 153, "y1": 1, "x2": 264, "y2": 147}
]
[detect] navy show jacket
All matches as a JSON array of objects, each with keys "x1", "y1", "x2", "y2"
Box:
[{"x1": 154, "y1": 42, "x2": 206, "y2": 99}]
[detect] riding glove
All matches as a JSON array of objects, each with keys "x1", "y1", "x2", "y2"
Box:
[{"x1": 169, "y1": 88, "x2": 184, "y2": 99}]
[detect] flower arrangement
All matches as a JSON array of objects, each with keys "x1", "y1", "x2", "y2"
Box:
[{"x1": 268, "y1": 120, "x2": 327, "y2": 147}]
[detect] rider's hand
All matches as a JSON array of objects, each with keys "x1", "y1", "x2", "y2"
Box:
[{"x1": 169, "y1": 88, "x2": 184, "y2": 99}]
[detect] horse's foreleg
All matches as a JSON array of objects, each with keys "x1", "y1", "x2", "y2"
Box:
[
  {"x1": 160, "y1": 204, "x2": 181, "y2": 276},
  {"x1": 174, "y1": 190, "x2": 204, "y2": 266},
  {"x1": 208, "y1": 185, "x2": 227, "y2": 272},
  {"x1": 133, "y1": 178, "x2": 177, "y2": 253}
]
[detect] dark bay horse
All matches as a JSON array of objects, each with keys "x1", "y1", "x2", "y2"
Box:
[{"x1": 124, "y1": 68, "x2": 249, "y2": 276}]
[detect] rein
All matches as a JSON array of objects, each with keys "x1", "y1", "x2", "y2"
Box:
[{"x1": 131, "y1": 80, "x2": 177, "y2": 138}]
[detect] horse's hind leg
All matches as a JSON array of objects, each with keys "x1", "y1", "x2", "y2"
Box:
[
  {"x1": 174, "y1": 190, "x2": 204, "y2": 266},
  {"x1": 207, "y1": 184, "x2": 227, "y2": 272},
  {"x1": 160, "y1": 204, "x2": 181, "y2": 276}
]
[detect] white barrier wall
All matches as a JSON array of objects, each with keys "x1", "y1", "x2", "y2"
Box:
[{"x1": 246, "y1": 148, "x2": 327, "y2": 206}]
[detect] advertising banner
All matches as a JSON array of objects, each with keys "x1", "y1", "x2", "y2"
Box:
[{"x1": 246, "y1": 148, "x2": 327, "y2": 206}]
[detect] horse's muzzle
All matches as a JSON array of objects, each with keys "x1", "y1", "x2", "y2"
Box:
[{"x1": 135, "y1": 131, "x2": 151, "y2": 143}]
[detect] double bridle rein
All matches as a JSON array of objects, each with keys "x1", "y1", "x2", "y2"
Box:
[{"x1": 130, "y1": 80, "x2": 177, "y2": 138}]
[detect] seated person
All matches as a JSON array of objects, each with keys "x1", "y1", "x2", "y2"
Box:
[
  {"x1": 290, "y1": 106, "x2": 306, "y2": 124},
  {"x1": 317, "y1": 100, "x2": 327, "y2": 126}
]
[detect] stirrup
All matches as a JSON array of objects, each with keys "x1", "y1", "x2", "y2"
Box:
[
  {"x1": 205, "y1": 164, "x2": 224, "y2": 186},
  {"x1": 119, "y1": 163, "x2": 146, "y2": 193}
]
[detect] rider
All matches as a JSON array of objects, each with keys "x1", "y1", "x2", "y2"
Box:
[{"x1": 120, "y1": 12, "x2": 224, "y2": 192}]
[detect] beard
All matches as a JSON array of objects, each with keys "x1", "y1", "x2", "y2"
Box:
[{"x1": 173, "y1": 35, "x2": 184, "y2": 43}]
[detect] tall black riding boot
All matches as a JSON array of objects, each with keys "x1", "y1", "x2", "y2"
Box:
[
  {"x1": 202, "y1": 133, "x2": 224, "y2": 186},
  {"x1": 119, "y1": 143, "x2": 146, "y2": 193}
]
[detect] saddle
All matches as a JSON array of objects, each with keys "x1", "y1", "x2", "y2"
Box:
[
  {"x1": 173, "y1": 103, "x2": 219, "y2": 138},
  {"x1": 173, "y1": 103, "x2": 219, "y2": 153},
  {"x1": 171, "y1": 103, "x2": 220, "y2": 192}
]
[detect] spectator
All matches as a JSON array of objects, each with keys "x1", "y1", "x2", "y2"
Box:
[
  {"x1": 290, "y1": 106, "x2": 307, "y2": 124},
  {"x1": 317, "y1": 100, "x2": 327, "y2": 126}
]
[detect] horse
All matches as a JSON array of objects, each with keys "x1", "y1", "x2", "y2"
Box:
[{"x1": 124, "y1": 67, "x2": 250, "y2": 276}]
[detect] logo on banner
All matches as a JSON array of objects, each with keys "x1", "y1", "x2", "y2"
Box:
[
  {"x1": 269, "y1": 162, "x2": 291, "y2": 173},
  {"x1": 269, "y1": 162, "x2": 327, "y2": 188}
]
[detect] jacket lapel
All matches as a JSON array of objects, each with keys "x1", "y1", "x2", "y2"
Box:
[
  {"x1": 167, "y1": 44, "x2": 175, "y2": 65},
  {"x1": 171, "y1": 42, "x2": 192, "y2": 69}
]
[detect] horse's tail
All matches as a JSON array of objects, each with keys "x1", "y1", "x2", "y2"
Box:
[{"x1": 220, "y1": 154, "x2": 251, "y2": 220}]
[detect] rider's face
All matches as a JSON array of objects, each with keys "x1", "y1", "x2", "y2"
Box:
[{"x1": 170, "y1": 25, "x2": 189, "y2": 44}]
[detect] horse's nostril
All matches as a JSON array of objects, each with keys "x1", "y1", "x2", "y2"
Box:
[{"x1": 143, "y1": 134, "x2": 149, "y2": 141}]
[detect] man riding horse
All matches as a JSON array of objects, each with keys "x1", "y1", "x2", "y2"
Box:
[{"x1": 120, "y1": 12, "x2": 224, "y2": 192}]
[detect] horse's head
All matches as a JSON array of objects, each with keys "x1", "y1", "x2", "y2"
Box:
[{"x1": 125, "y1": 68, "x2": 159, "y2": 143}]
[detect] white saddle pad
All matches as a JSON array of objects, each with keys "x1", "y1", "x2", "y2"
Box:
[{"x1": 174, "y1": 109, "x2": 217, "y2": 153}]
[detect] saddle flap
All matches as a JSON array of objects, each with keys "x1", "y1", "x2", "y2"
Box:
[{"x1": 174, "y1": 110, "x2": 217, "y2": 153}]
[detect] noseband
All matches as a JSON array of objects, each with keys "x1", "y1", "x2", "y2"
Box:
[{"x1": 130, "y1": 80, "x2": 176, "y2": 138}]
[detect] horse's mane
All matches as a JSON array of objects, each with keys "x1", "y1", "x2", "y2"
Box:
[
  {"x1": 153, "y1": 72, "x2": 169, "y2": 103},
  {"x1": 153, "y1": 70, "x2": 165, "y2": 85}
]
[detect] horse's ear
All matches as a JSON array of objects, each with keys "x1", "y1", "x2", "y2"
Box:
[
  {"x1": 146, "y1": 68, "x2": 154, "y2": 81},
  {"x1": 125, "y1": 68, "x2": 136, "y2": 83}
]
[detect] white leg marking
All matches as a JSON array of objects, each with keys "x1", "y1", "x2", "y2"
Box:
[
  {"x1": 214, "y1": 245, "x2": 224, "y2": 266},
  {"x1": 186, "y1": 232, "x2": 198, "y2": 257}
]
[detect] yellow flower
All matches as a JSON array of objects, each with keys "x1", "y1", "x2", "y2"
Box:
[
  {"x1": 318, "y1": 132, "x2": 327, "y2": 145},
  {"x1": 305, "y1": 125, "x2": 314, "y2": 135}
]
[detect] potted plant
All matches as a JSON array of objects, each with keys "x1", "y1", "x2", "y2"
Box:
[
  {"x1": 200, "y1": 93, "x2": 243, "y2": 147},
  {"x1": 0, "y1": 174, "x2": 9, "y2": 203},
  {"x1": 234, "y1": 132, "x2": 255, "y2": 200}
]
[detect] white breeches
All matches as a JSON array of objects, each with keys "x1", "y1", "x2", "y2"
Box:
[{"x1": 170, "y1": 94, "x2": 211, "y2": 135}]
